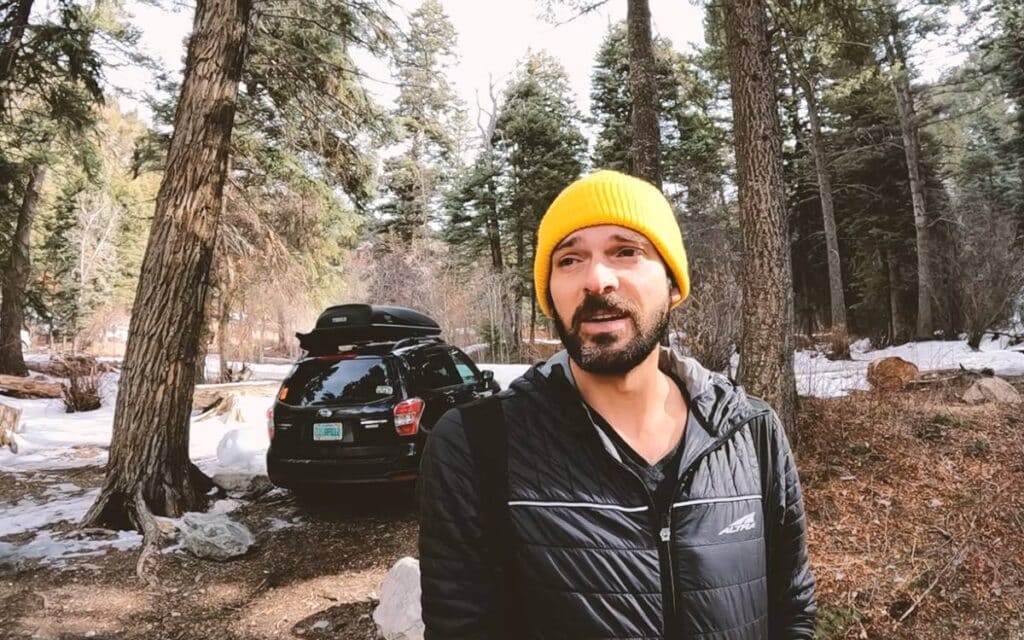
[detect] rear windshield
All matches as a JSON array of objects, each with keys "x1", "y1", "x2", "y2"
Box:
[{"x1": 283, "y1": 356, "x2": 394, "y2": 406}]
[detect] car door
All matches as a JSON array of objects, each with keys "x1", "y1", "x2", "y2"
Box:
[
  {"x1": 448, "y1": 348, "x2": 492, "y2": 403},
  {"x1": 410, "y1": 347, "x2": 467, "y2": 435}
]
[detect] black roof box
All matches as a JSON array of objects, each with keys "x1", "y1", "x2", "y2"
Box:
[{"x1": 296, "y1": 304, "x2": 441, "y2": 353}]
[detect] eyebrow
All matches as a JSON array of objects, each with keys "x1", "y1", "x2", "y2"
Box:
[
  {"x1": 553, "y1": 235, "x2": 580, "y2": 252},
  {"x1": 553, "y1": 231, "x2": 650, "y2": 253},
  {"x1": 610, "y1": 232, "x2": 649, "y2": 246}
]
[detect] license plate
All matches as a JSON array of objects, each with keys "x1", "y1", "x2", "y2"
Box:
[{"x1": 313, "y1": 423, "x2": 344, "y2": 441}]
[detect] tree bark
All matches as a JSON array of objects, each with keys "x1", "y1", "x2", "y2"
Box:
[
  {"x1": 217, "y1": 283, "x2": 233, "y2": 383},
  {"x1": 797, "y1": 76, "x2": 847, "y2": 332},
  {"x1": 724, "y1": 0, "x2": 798, "y2": 437},
  {"x1": 884, "y1": 10, "x2": 933, "y2": 339},
  {"x1": 0, "y1": 163, "x2": 46, "y2": 376},
  {"x1": 885, "y1": 247, "x2": 907, "y2": 344},
  {"x1": 83, "y1": 0, "x2": 252, "y2": 534},
  {"x1": 627, "y1": 0, "x2": 661, "y2": 188}
]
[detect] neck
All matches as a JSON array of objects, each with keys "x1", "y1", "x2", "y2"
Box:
[{"x1": 570, "y1": 347, "x2": 669, "y2": 417}]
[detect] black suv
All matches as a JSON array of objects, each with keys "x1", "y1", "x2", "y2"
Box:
[{"x1": 266, "y1": 304, "x2": 499, "y2": 488}]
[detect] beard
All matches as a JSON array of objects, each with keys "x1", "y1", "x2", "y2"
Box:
[{"x1": 553, "y1": 291, "x2": 670, "y2": 375}]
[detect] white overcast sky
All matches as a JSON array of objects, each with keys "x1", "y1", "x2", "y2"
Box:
[
  {"x1": 113, "y1": 0, "x2": 706, "y2": 124},
  {"x1": 110, "y1": 0, "x2": 964, "y2": 126}
]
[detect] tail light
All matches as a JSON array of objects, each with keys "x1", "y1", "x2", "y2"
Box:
[
  {"x1": 266, "y1": 406, "x2": 275, "y2": 441},
  {"x1": 393, "y1": 398, "x2": 424, "y2": 436}
]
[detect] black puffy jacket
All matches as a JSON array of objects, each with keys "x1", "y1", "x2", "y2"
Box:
[{"x1": 419, "y1": 348, "x2": 816, "y2": 639}]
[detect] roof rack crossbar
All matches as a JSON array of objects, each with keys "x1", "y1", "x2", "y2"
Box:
[{"x1": 392, "y1": 336, "x2": 442, "y2": 350}]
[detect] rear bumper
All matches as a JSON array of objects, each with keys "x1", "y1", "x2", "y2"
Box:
[{"x1": 267, "y1": 444, "x2": 420, "y2": 486}]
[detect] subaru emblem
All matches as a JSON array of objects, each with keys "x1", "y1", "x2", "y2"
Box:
[{"x1": 318, "y1": 408, "x2": 332, "y2": 418}]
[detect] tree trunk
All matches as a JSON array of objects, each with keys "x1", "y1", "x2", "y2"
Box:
[
  {"x1": 627, "y1": 0, "x2": 661, "y2": 188},
  {"x1": 194, "y1": 300, "x2": 213, "y2": 386},
  {"x1": 885, "y1": 247, "x2": 907, "y2": 344},
  {"x1": 884, "y1": 12, "x2": 933, "y2": 339},
  {"x1": 217, "y1": 283, "x2": 233, "y2": 383},
  {"x1": 83, "y1": 0, "x2": 252, "y2": 535},
  {"x1": 0, "y1": 0, "x2": 34, "y2": 115},
  {"x1": 724, "y1": 0, "x2": 798, "y2": 437},
  {"x1": 798, "y1": 77, "x2": 847, "y2": 332},
  {"x1": 485, "y1": 177, "x2": 503, "y2": 270},
  {"x1": 0, "y1": 163, "x2": 46, "y2": 376}
]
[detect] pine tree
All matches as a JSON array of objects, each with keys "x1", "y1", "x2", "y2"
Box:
[
  {"x1": 540, "y1": 0, "x2": 661, "y2": 185},
  {"x1": 0, "y1": 0, "x2": 106, "y2": 374},
  {"x1": 723, "y1": 0, "x2": 798, "y2": 435},
  {"x1": 590, "y1": 21, "x2": 727, "y2": 214},
  {"x1": 492, "y1": 52, "x2": 586, "y2": 347},
  {"x1": 137, "y1": 0, "x2": 394, "y2": 379},
  {"x1": 83, "y1": 0, "x2": 253, "y2": 556},
  {"x1": 772, "y1": 0, "x2": 849, "y2": 335},
  {"x1": 377, "y1": 0, "x2": 465, "y2": 239}
]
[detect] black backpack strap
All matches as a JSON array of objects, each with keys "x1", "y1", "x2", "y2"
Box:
[{"x1": 459, "y1": 397, "x2": 520, "y2": 637}]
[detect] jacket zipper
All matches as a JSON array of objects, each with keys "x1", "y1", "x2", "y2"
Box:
[
  {"x1": 659, "y1": 410, "x2": 771, "y2": 639},
  {"x1": 581, "y1": 399, "x2": 771, "y2": 638},
  {"x1": 580, "y1": 403, "x2": 677, "y2": 637}
]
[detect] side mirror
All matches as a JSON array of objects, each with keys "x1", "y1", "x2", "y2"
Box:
[{"x1": 480, "y1": 369, "x2": 494, "y2": 382}]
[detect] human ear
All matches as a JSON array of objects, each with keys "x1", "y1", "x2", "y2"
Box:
[{"x1": 668, "y1": 276, "x2": 681, "y2": 304}]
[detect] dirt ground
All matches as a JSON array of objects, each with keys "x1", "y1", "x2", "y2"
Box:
[
  {"x1": 2, "y1": 374, "x2": 1023, "y2": 640},
  {"x1": 1, "y1": 483, "x2": 417, "y2": 640}
]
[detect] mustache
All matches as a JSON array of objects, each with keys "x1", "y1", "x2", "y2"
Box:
[{"x1": 570, "y1": 293, "x2": 638, "y2": 330}]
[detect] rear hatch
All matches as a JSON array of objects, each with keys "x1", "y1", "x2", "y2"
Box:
[{"x1": 272, "y1": 354, "x2": 404, "y2": 459}]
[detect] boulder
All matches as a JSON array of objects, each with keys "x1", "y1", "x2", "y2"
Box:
[
  {"x1": 867, "y1": 357, "x2": 919, "y2": 391},
  {"x1": 962, "y1": 376, "x2": 1022, "y2": 405},
  {"x1": 373, "y1": 557, "x2": 424, "y2": 640},
  {"x1": 179, "y1": 512, "x2": 254, "y2": 561}
]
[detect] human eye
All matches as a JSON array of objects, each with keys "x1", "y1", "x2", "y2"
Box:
[
  {"x1": 556, "y1": 254, "x2": 580, "y2": 268},
  {"x1": 616, "y1": 246, "x2": 644, "y2": 258}
]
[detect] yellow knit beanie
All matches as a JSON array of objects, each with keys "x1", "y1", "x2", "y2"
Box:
[{"x1": 534, "y1": 170, "x2": 690, "y2": 318}]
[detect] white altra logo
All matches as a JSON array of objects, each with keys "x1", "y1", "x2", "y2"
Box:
[{"x1": 718, "y1": 512, "x2": 756, "y2": 535}]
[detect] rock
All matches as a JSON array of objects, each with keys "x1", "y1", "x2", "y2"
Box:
[
  {"x1": 179, "y1": 512, "x2": 254, "y2": 561},
  {"x1": 373, "y1": 557, "x2": 424, "y2": 640},
  {"x1": 215, "y1": 427, "x2": 269, "y2": 473},
  {"x1": 867, "y1": 357, "x2": 919, "y2": 391},
  {"x1": 962, "y1": 376, "x2": 1022, "y2": 405},
  {"x1": 212, "y1": 472, "x2": 266, "y2": 494}
]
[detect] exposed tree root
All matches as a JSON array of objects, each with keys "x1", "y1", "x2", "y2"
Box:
[
  {"x1": 82, "y1": 463, "x2": 218, "y2": 583},
  {"x1": 132, "y1": 489, "x2": 162, "y2": 586}
]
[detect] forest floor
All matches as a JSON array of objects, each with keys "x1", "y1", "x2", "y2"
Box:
[{"x1": 2, "y1": 375, "x2": 1023, "y2": 640}]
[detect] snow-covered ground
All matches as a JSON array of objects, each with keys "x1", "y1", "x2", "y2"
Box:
[
  {"x1": 2, "y1": 335, "x2": 1022, "y2": 566},
  {"x1": 792, "y1": 335, "x2": 1024, "y2": 397}
]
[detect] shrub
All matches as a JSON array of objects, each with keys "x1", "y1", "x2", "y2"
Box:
[{"x1": 62, "y1": 366, "x2": 103, "y2": 413}]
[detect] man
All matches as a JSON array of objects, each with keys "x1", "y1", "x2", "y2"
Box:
[{"x1": 419, "y1": 170, "x2": 816, "y2": 639}]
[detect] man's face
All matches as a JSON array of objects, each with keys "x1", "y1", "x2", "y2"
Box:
[{"x1": 549, "y1": 225, "x2": 679, "y2": 375}]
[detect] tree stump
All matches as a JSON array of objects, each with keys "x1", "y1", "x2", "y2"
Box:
[{"x1": 0, "y1": 401, "x2": 22, "y2": 452}]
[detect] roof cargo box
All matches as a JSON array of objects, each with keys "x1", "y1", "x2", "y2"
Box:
[{"x1": 296, "y1": 304, "x2": 441, "y2": 353}]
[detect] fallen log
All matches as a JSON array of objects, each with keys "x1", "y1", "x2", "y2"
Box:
[
  {"x1": 25, "y1": 355, "x2": 116, "y2": 378},
  {"x1": 192, "y1": 381, "x2": 280, "y2": 410},
  {"x1": 0, "y1": 374, "x2": 63, "y2": 399},
  {"x1": 193, "y1": 393, "x2": 245, "y2": 422}
]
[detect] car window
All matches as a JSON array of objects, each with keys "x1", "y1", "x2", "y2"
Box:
[
  {"x1": 450, "y1": 350, "x2": 479, "y2": 384},
  {"x1": 284, "y1": 356, "x2": 394, "y2": 406},
  {"x1": 418, "y1": 351, "x2": 463, "y2": 389}
]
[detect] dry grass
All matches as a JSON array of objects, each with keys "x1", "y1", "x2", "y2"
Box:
[{"x1": 799, "y1": 378, "x2": 1024, "y2": 639}]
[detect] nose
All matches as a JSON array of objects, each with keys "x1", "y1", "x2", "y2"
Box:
[{"x1": 583, "y1": 258, "x2": 619, "y2": 296}]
